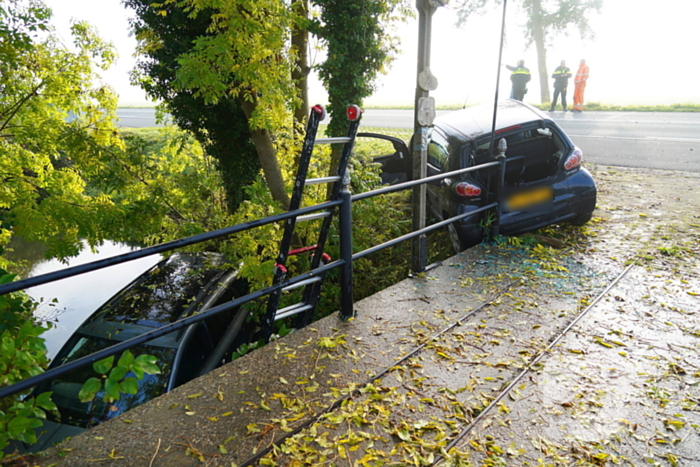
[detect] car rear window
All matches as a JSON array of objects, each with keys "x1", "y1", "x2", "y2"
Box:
[
  {"x1": 474, "y1": 127, "x2": 561, "y2": 159},
  {"x1": 93, "y1": 255, "x2": 223, "y2": 327}
]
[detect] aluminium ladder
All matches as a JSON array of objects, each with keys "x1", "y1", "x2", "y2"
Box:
[{"x1": 261, "y1": 104, "x2": 362, "y2": 342}]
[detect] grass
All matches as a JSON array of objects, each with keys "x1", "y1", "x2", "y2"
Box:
[
  {"x1": 120, "y1": 103, "x2": 700, "y2": 112},
  {"x1": 362, "y1": 102, "x2": 700, "y2": 112}
]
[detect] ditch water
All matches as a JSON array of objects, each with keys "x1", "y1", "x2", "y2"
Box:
[{"x1": 4, "y1": 237, "x2": 162, "y2": 360}]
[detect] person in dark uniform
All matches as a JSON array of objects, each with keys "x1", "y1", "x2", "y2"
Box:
[
  {"x1": 506, "y1": 60, "x2": 531, "y2": 101},
  {"x1": 549, "y1": 60, "x2": 572, "y2": 111}
]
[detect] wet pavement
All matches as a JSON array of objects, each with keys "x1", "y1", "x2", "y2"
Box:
[{"x1": 26, "y1": 164, "x2": 700, "y2": 466}]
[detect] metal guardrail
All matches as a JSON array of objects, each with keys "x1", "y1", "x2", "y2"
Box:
[{"x1": 0, "y1": 158, "x2": 505, "y2": 400}]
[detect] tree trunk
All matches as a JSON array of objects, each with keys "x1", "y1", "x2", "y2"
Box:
[
  {"x1": 239, "y1": 97, "x2": 291, "y2": 210},
  {"x1": 291, "y1": 0, "x2": 310, "y2": 130},
  {"x1": 530, "y1": 0, "x2": 550, "y2": 104}
]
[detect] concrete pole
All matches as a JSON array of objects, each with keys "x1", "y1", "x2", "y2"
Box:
[{"x1": 411, "y1": 0, "x2": 443, "y2": 273}]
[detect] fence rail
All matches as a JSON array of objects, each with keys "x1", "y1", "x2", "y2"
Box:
[{"x1": 0, "y1": 157, "x2": 505, "y2": 401}]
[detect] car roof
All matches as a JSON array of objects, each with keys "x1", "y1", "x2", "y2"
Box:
[{"x1": 435, "y1": 100, "x2": 554, "y2": 142}]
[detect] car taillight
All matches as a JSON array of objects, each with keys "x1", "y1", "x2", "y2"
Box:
[
  {"x1": 454, "y1": 182, "x2": 482, "y2": 197},
  {"x1": 564, "y1": 149, "x2": 582, "y2": 170}
]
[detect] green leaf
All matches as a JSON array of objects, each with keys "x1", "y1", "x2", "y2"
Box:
[
  {"x1": 131, "y1": 364, "x2": 145, "y2": 380},
  {"x1": 79, "y1": 378, "x2": 102, "y2": 403},
  {"x1": 0, "y1": 273, "x2": 17, "y2": 285},
  {"x1": 93, "y1": 356, "x2": 114, "y2": 375},
  {"x1": 104, "y1": 378, "x2": 121, "y2": 403},
  {"x1": 119, "y1": 377, "x2": 139, "y2": 395},
  {"x1": 8, "y1": 415, "x2": 42, "y2": 437},
  {"x1": 134, "y1": 354, "x2": 161, "y2": 376},
  {"x1": 117, "y1": 350, "x2": 135, "y2": 368},
  {"x1": 109, "y1": 365, "x2": 128, "y2": 382}
]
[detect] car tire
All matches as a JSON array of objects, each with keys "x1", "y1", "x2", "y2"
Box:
[
  {"x1": 448, "y1": 223, "x2": 467, "y2": 254},
  {"x1": 571, "y1": 211, "x2": 593, "y2": 226}
]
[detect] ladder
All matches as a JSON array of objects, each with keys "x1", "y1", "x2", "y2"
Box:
[{"x1": 261, "y1": 104, "x2": 362, "y2": 342}]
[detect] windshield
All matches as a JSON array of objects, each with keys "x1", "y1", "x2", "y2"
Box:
[
  {"x1": 38, "y1": 335, "x2": 175, "y2": 428},
  {"x1": 91, "y1": 255, "x2": 223, "y2": 327}
]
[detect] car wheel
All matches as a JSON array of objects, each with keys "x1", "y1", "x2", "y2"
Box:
[
  {"x1": 448, "y1": 222, "x2": 467, "y2": 254},
  {"x1": 571, "y1": 211, "x2": 593, "y2": 226}
]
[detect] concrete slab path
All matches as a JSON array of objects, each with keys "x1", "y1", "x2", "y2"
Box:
[{"x1": 28, "y1": 165, "x2": 700, "y2": 466}]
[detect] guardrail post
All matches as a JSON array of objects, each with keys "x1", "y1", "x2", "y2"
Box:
[
  {"x1": 491, "y1": 138, "x2": 507, "y2": 241},
  {"x1": 339, "y1": 171, "x2": 355, "y2": 321},
  {"x1": 411, "y1": 0, "x2": 445, "y2": 274}
]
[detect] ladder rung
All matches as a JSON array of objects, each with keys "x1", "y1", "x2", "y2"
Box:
[
  {"x1": 297, "y1": 211, "x2": 331, "y2": 222},
  {"x1": 305, "y1": 176, "x2": 340, "y2": 186},
  {"x1": 275, "y1": 303, "x2": 313, "y2": 321},
  {"x1": 316, "y1": 137, "x2": 351, "y2": 144},
  {"x1": 282, "y1": 276, "x2": 322, "y2": 293}
]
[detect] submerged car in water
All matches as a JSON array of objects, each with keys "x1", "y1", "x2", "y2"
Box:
[
  {"x1": 24, "y1": 253, "x2": 248, "y2": 451},
  {"x1": 366, "y1": 100, "x2": 597, "y2": 252}
]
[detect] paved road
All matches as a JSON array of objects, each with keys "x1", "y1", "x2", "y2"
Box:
[{"x1": 117, "y1": 108, "x2": 700, "y2": 172}]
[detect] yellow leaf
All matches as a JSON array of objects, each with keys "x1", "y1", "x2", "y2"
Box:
[{"x1": 187, "y1": 393, "x2": 203, "y2": 399}]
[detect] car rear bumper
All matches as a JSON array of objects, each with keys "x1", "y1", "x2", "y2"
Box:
[{"x1": 456, "y1": 167, "x2": 597, "y2": 238}]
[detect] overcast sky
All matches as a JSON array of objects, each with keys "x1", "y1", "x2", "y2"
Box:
[{"x1": 44, "y1": 0, "x2": 700, "y2": 107}]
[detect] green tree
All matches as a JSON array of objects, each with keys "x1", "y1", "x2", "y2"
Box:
[
  {"x1": 0, "y1": 0, "x2": 124, "y2": 257},
  {"x1": 457, "y1": 0, "x2": 602, "y2": 104},
  {"x1": 0, "y1": 269, "x2": 56, "y2": 458},
  {"x1": 310, "y1": 0, "x2": 407, "y2": 172},
  {"x1": 126, "y1": 0, "x2": 409, "y2": 207},
  {"x1": 125, "y1": 1, "x2": 261, "y2": 213}
]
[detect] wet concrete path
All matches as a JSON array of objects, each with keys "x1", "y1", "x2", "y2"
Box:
[{"x1": 32, "y1": 165, "x2": 700, "y2": 466}]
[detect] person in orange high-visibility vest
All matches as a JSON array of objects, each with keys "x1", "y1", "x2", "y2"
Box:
[{"x1": 572, "y1": 59, "x2": 589, "y2": 112}]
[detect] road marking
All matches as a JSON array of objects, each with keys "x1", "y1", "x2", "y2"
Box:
[{"x1": 569, "y1": 135, "x2": 700, "y2": 143}]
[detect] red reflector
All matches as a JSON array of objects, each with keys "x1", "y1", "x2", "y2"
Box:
[
  {"x1": 347, "y1": 104, "x2": 362, "y2": 122},
  {"x1": 312, "y1": 104, "x2": 326, "y2": 121},
  {"x1": 454, "y1": 182, "x2": 482, "y2": 198}
]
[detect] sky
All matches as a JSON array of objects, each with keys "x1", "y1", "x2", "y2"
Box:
[{"x1": 43, "y1": 0, "x2": 700, "y2": 108}]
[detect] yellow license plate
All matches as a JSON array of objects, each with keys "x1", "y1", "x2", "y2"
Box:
[{"x1": 506, "y1": 186, "x2": 553, "y2": 211}]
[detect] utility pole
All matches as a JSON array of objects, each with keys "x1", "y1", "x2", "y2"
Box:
[{"x1": 411, "y1": 0, "x2": 446, "y2": 273}]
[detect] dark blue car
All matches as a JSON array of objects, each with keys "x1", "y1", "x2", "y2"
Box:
[
  {"x1": 366, "y1": 100, "x2": 597, "y2": 252},
  {"x1": 21, "y1": 253, "x2": 248, "y2": 452}
]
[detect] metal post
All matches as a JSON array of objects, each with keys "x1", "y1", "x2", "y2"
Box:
[
  {"x1": 491, "y1": 138, "x2": 507, "y2": 241},
  {"x1": 339, "y1": 171, "x2": 354, "y2": 321},
  {"x1": 410, "y1": 0, "x2": 444, "y2": 273}
]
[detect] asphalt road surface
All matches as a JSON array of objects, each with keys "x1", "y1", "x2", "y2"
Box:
[{"x1": 116, "y1": 108, "x2": 700, "y2": 172}]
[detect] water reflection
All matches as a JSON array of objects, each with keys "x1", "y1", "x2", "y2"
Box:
[{"x1": 3, "y1": 238, "x2": 162, "y2": 360}]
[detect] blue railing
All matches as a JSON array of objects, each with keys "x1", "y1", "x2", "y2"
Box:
[{"x1": 0, "y1": 159, "x2": 503, "y2": 400}]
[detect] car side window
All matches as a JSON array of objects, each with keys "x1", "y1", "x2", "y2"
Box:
[{"x1": 427, "y1": 132, "x2": 451, "y2": 170}]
